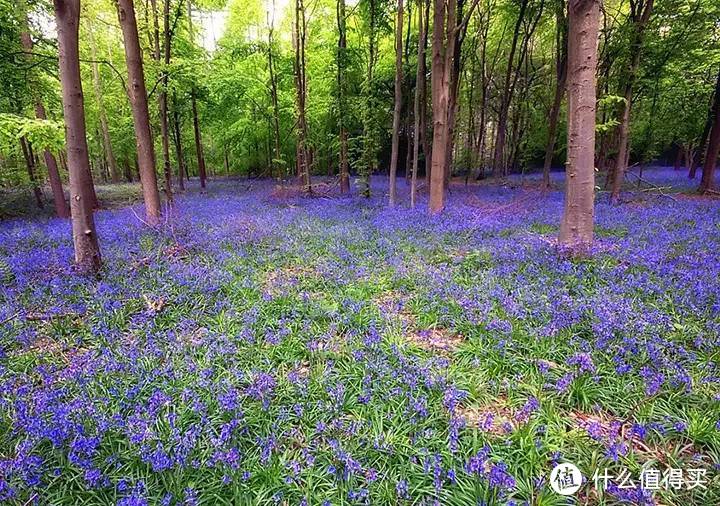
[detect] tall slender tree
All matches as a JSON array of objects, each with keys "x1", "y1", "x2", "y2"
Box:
[
  {"x1": 18, "y1": 0, "x2": 70, "y2": 218},
  {"x1": 19, "y1": 137, "x2": 44, "y2": 209},
  {"x1": 559, "y1": 0, "x2": 600, "y2": 253},
  {"x1": 87, "y1": 22, "x2": 120, "y2": 184},
  {"x1": 150, "y1": 0, "x2": 173, "y2": 203},
  {"x1": 116, "y1": 0, "x2": 162, "y2": 224},
  {"x1": 337, "y1": 0, "x2": 350, "y2": 194},
  {"x1": 492, "y1": 0, "x2": 528, "y2": 178},
  {"x1": 411, "y1": 0, "x2": 428, "y2": 208},
  {"x1": 388, "y1": 0, "x2": 404, "y2": 206},
  {"x1": 542, "y1": 0, "x2": 567, "y2": 189},
  {"x1": 610, "y1": 0, "x2": 654, "y2": 204},
  {"x1": 268, "y1": 3, "x2": 282, "y2": 180},
  {"x1": 172, "y1": 91, "x2": 186, "y2": 191},
  {"x1": 187, "y1": 0, "x2": 207, "y2": 188},
  {"x1": 293, "y1": 0, "x2": 311, "y2": 191},
  {"x1": 53, "y1": 0, "x2": 102, "y2": 273}
]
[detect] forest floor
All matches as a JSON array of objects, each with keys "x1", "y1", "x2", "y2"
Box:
[{"x1": 1, "y1": 167, "x2": 719, "y2": 505}]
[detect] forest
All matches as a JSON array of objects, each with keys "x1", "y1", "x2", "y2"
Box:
[{"x1": 0, "y1": 0, "x2": 719, "y2": 504}]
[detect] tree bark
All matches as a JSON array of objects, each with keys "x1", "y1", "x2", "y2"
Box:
[
  {"x1": 542, "y1": 1, "x2": 568, "y2": 189},
  {"x1": 337, "y1": 0, "x2": 350, "y2": 193},
  {"x1": 610, "y1": 0, "x2": 653, "y2": 204},
  {"x1": 53, "y1": 0, "x2": 102, "y2": 273},
  {"x1": 117, "y1": 0, "x2": 162, "y2": 225},
  {"x1": 187, "y1": 0, "x2": 207, "y2": 188},
  {"x1": 428, "y1": 0, "x2": 458, "y2": 213},
  {"x1": 429, "y1": 0, "x2": 447, "y2": 212},
  {"x1": 388, "y1": 0, "x2": 404, "y2": 206},
  {"x1": 559, "y1": 0, "x2": 600, "y2": 253},
  {"x1": 700, "y1": 66, "x2": 720, "y2": 193},
  {"x1": 18, "y1": 0, "x2": 70, "y2": 218}
]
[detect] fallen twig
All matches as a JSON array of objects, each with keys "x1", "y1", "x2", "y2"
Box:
[
  {"x1": 624, "y1": 170, "x2": 679, "y2": 202},
  {"x1": 25, "y1": 311, "x2": 84, "y2": 321},
  {"x1": 0, "y1": 311, "x2": 20, "y2": 326}
]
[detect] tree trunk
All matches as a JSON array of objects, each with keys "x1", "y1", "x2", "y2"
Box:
[
  {"x1": 18, "y1": 0, "x2": 70, "y2": 218},
  {"x1": 150, "y1": 0, "x2": 173, "y2": 203},
  {"x1": 610, "y1": 0, "x2": 653, "y2": 204},
  {"x1": 268, "y1": 15, "x2": 282, "y2": 180},
  {"x1": 53, "y1": 0, "x2": 102, "y2": 273},
  {"x1": 293, "y1": 0, "x2": 311, "y2": 192},
  {"x1": 492, "y1": 0, "x2": 528, "y2": 178},
  {"x1": 542, "y1": 2, "x2": 568, "y2": 189},
  {"x1": 411, "y1": 0, "x2": 428, "y2": 208},
  {"x1": 474, "y1": 8, "x2": 491, "y2": 180},
  {"x1": 428, "y1": 0, "x2": 457, "y2": 213},
  {"x1": 420, "y1": 0, "x2": 431, "y2": 188},
  {"x1": 700, "y1": 66, "x2": 720, "y2": 193},
  {"x1": 117, "y1": 0, "x2": 162, "y2": 225},
  {"x1": 673, "y1": 146, "x2": 682, "y2": 170},
  {"x1": 691, "y1": 77, "x2": 717, "y2": 180},
  {"x1": 388, "y1": 0, "x2": 404, "y2": 206},
  {"x1": 20, "y1": 138, "x2": 44, "y2": 209},
  {"x1": 684, "y1": 145, "x2": 694, "y2": 175},
  {"x1": 559, "y1": 0, "x2": 600, "y2": 253},
  {"x1": 337, "y1": 0, "x2": 350, "y2": 193},
  {"x1": 443, "y1": 0, "x2": 468, "y2": 185},
  {"x1": 187, "y1": 0, "x2": 207, "y2": 188},
  {"x1": 171, "y1": 91, "x2": 186, "y2": 191},
  {"x1": 359, "y1": 0, "x2": 378, "y2": 198},
  {"x1": 88, "y1": 22, "x2": 120, "y2": 184},
  {"x1": 123, "y1": 158, "x2": 133, "y2": 182}
]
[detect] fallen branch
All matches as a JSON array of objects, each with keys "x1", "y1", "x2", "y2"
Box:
[
  {"x1": 25, "y1": 311, "x2": 84, "y2": 321},
  {"x1": 624, "y1": 170, "x2": 679, "y2": 202},
  {"x1": 0, "y1": 311, "x2": 20, "y2": 326}
]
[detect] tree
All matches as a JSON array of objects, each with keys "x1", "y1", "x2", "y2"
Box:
[
  {"x1": 428, "y1": 0, "x2": 457, "y2": 213},
  {"x1": 268, "y1": 2, "x2": 282, "y2": 180},
  {"x1": 187, "y1": 0, "x2": 208, "y2": 189},
  {"x1": 172, "y1": 91, "x2": 186, "y2": 191},
  {"x1": 388, "y1": 0, "x2": 404, "y2": 206},
  {"x1": 609, "y1": 0, "x2": 654, "y2": 204},
  {"x1": 53, "y1": 0, "x2": 102, "y2": 273},
  {"x1": 18, "y1": 0, "x2": 70, "y2": 218},
  {"x1": 116, "y1": 0, "x2": 162, "y2": 225},
  {"x1": 700, "y1": 66, "x2": 720, "y2": 193},
  {"x1": 293, "y1": 0, "x2": 311, "y2": 191},
  {"x1": 542, "y1": 0, "x2": 567, "y2": 188},
  {"x1": 359, "y1": 0, "x2": 382, "y2": 198},
  {"x1": 411, "y1": 0, "x2": 429, "y2": 208},
  {"x1": 19, "y1": 137, "x2": 44, "y2": 209},
  {"x1": 491, "y1": 0, "x2": 528, "y2": 179},
  {"x1": 150, "y1": 0, "x2": 173, "y2": 203},
  {"x1": 337, "y1": 0, "x2": 350, "y2": 194},
  {"x1": 559, "y1": 0, "x2": 600, "y2": 253},
  {"x1": 87, "y1": 21, "x2": 120, "y2": 184}
]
